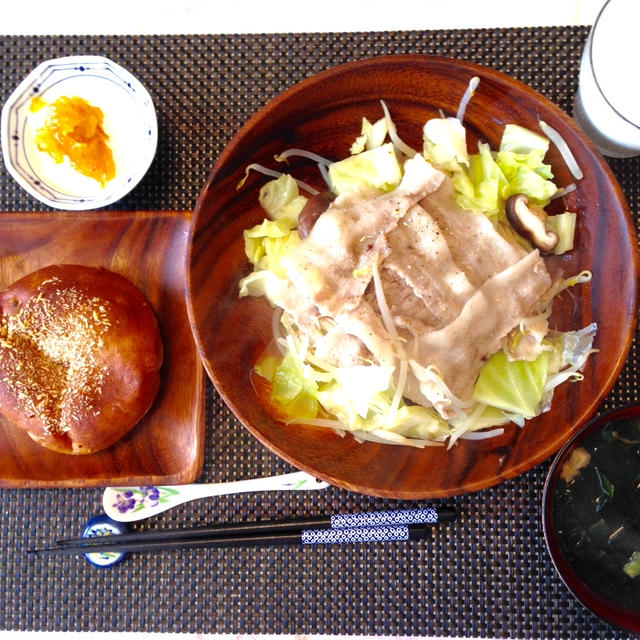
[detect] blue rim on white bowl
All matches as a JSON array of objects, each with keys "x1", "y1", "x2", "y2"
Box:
[{"x1": 0, "y1": 55, "x2": 158, "y2": 210}]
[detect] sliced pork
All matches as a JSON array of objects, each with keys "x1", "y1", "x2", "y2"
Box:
[
  {"x1": 420, "y1": 176, "x2": 527, "y2": 286},
  {"x1": 334, "y1": 300, "x2": 397, "y2": 369},
  {"x1": 409, "y1": 249, "x2": 552, "y2": 409},
  {"x1": 384, "y1": 203, "x2": 476, "y2": 328},
  {"x1": 268, "y1": 155, "x2": 554, "y2": 422},
  {"x1": 282, "y1": 156, "x2": 445, "y2": 317}
]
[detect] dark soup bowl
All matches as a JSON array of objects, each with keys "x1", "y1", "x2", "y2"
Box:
[{"x1": 543, "y1": 403, "x2": 640, "y2": 633}]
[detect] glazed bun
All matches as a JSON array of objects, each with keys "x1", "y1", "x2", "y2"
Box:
[{"x1": 0, "y1": 264, "x2": 163, "y2": 454}]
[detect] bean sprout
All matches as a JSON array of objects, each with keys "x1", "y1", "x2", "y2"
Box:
[
  {"x1": 456, "y1": 76, "x2": 480, "y2": 122},
  {"x1": 380, "y1": 100, "x2": 417, "y2": 158},
  {"x1": 539, "y1": 120, "x2": 584, "y2": 180},
  {"x1": 237, "y1": 163, "x2": 320, "y2": 195}
]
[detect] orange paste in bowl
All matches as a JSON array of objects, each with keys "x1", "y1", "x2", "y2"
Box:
[{"x1": 31, "y1": 95, "x2": 115, "y2": 186}]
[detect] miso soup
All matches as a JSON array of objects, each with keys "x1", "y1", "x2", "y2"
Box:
[{"x1": 549, "y1": 416, "x2": 640, "y2": 614}]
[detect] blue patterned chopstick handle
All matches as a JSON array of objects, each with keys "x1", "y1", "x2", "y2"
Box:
[
  {"x1": 330, "y1": 507, "x2": 437, "y2": 529},
  {"x1": 301, "y1": 525, "x2": 409, "y2": 545}
]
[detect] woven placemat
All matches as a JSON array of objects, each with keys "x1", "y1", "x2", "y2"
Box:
[{"x1": 1, "y1": 27, "x2": 639, "y2": 638}]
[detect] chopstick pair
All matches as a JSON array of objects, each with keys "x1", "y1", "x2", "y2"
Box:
[{"x1": 30, "y1": 506, "x2": 457, "y2": 558}]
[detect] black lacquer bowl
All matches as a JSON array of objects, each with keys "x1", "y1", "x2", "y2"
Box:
[{"x1": 543, "y1": 404, "x2": 640, "y2": 633}]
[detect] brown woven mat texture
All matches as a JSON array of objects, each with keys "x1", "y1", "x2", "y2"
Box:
[{"x1": 1, "y1": 27, "x2": 639, "y2": 638}]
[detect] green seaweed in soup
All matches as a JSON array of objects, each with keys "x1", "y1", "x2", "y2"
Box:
[{"x1": 552, "y1": 417, "x2": 640, "y2": 613}]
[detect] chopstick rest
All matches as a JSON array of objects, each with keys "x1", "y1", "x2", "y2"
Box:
[
  {"x1": 29, "y1": 506, "x2": 457, "y2": 563},
  {"x1": 80, "y1": 514, "x2": 130, "y2": 568}
]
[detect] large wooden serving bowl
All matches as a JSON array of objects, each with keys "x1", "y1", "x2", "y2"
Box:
[{"x1": 187, "y1": 55, "x2": 638, "y2": 499}]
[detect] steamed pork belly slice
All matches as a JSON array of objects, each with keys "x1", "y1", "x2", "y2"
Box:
[
  {"x1": 420, "y1": 176, "x2": 527, "y2": 287},
  {"x1": 275, "y1": 283, "x2": 320, "y2": 332},
  {"x1": 365, "y1": 267, "x2": 442, "y2": 336},
  {"x1": 384, "y1": 203, "x2": 476, "y2": 327},
  {"x1": 411, "y1": 249, "x2": 552, "y2": 407},
  {"x1": 313, "y1": 323, "x2": 374, "y2": 367},
  {"x1": 334, "y1": 299, "x2": 396, "y2": 368},
  {"x1": 276, "y1": 276, "x2": 394, "y2": 368},
  {"x1": 502, "y1": 313, "x2": 550, "y2": 361},
  {"x1": 274, "y1": 282, "x2": 375, "y2": 368},
  {"x1": 282, "y1": 155, "x2": 445, "y2": 317}
]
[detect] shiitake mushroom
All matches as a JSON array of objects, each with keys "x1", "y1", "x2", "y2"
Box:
[
  {"x1": 297, "y1": 191, "x2": 335, "y2": 238},
  {"x1": 505, "y1": 193, "x2": 558, "y2": 253}
]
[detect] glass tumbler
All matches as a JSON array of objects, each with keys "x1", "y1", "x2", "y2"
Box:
[{"x1": 573, "y1": 0, "x2": 640, "y2": 158}]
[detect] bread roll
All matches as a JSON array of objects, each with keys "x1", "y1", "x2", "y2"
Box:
[{"x1": 0, "y1": 264, "x2": 163, "y2": 454}]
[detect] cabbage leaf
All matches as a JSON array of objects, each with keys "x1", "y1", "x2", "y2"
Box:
[{"x1": 328, "y1": 142, "x2": 402, "y2": 195}]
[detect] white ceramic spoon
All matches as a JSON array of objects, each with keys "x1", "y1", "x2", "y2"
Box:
[{"x1": 102, "y1": 471, "x2": 330, "y2": 522}]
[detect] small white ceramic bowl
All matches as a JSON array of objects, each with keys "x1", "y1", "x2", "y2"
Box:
[{"x1": 1, "y1": 55, "x2": 157, "y2": 210}]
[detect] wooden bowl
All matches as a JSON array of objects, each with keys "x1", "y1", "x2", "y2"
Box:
[{"x1": 187, "y1": 55, "x2": 638, "y2": 499}]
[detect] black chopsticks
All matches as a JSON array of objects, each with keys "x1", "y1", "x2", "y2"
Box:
[{"x1": 30, "y1": 506, "x2": 457, "y2": 558}]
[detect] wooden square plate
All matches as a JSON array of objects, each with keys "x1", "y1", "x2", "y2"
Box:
[{"x1": 0, "y1": 210, "x2": 205, "y2": 487}]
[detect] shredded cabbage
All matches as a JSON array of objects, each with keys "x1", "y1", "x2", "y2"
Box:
[
  {"x1": 270, "y1": 348, "x2": 319, "y2": 420},
  {"x1": 327, "y1": 142, "x2": 402, "y2": 195},
  {"x1": 546, "y1": 212, "x2": 577, "y2": 255},
  {"x1": 350, "y1": 116, "x2": 388, "y2": 154},
  {"x1": 454, "y1": 141, "x2": 508, "y2": 218},
  {"x1": 423, "y1": 116, "x2": 470, "y2": 172},
  {"x1": 242, "y1": 218, "x2": 300, "y2": 275},
  {"x1": 472, "y1": 349, "x2": 551, "y2": 419},
  {"x1": 500, "y1": 124, "x2": 550, "y2": 155},
  {"x1": 452, "y1": 128, "x2": 558, "y2": 219},
  {"x1": 259, "y1": 173, "x2": 298, "y2": 216}
]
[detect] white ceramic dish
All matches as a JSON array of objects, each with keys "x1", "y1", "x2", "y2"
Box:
[{"x1": 0, "y1": 55, "x2": 157, "y2": 210}]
